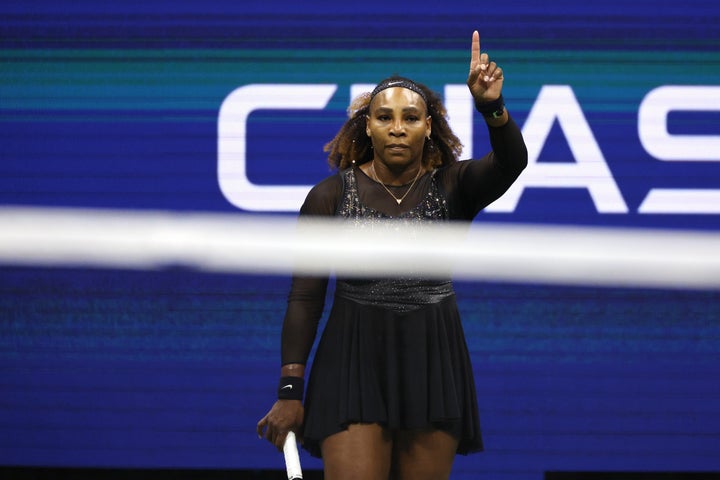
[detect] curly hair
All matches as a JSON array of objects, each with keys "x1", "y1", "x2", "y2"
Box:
[{"x1": 324, "y1": 76, "x2": 464, "y2": 170}]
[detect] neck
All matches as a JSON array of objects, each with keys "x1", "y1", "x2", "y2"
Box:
[{"x1": 371, "y1": 160, "x2": 423, "y2": 186}]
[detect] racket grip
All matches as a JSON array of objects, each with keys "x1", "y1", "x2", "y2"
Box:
[{"x1": 283, "y1": 431, "x2": 303, "y2": 480}]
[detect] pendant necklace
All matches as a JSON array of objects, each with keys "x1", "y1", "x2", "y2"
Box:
[{"x1": 370, "y1": 161, "x2": 422, "y2": 205}]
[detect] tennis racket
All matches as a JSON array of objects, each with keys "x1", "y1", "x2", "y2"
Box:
[{"x1": 283, "y1": 431, "x2": 303, "y2": 480}]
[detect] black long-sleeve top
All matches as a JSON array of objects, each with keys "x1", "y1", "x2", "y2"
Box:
[{"x1": 280, "y1": 115, "x2": 528, "y2": 366}]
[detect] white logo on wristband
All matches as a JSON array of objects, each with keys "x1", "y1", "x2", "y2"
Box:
[{"x1": 281, "y1": 385, "x2": 293, "y2": 390}]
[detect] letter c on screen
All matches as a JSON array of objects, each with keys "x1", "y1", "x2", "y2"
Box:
[{"x1": 218, "y1": 84, "x2": 337, "y2": 211}]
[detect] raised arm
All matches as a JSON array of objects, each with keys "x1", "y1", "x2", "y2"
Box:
[{"x1": 451, "y1": 30, "x2": 527, "y2": 218}]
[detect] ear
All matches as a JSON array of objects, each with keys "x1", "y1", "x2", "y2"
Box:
[
  {"x1": 365, "y1": 115, "x2": 371, "y2": 137},
  {"x1": 425, "y1": 115, "x2": 432, "y2": 138}
]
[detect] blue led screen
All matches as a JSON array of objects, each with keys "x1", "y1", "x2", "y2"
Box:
[{"x1": 1, "y1": 1, "x2": 719, "y2": 479}]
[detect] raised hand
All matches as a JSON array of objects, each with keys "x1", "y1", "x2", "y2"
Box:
[{"x1": 466, "y1": 30, "x2": 504, "y2": 104}]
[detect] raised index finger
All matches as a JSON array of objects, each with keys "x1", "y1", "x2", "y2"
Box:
[{"x1": 470, "y1": 30, "x2": 481, "y2": 69}]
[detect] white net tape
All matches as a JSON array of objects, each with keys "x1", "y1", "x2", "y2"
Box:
[{"x1": 1, "y1": 206, "x2": 718, "y2": 290}]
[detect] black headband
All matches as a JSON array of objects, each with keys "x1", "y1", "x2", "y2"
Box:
[{"x1": 370, "y1": 77, "x2": 428, "y2": 106}]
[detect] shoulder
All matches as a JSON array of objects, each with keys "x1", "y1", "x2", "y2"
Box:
[
  {"x1": 435, "y1": 160, "x2": 474, "y2": 180},
  {"x1": 307, "y1": 171, "x2": 344, "y2": 200},
  {"x1": 300, "y1": 171, "x2": 344, "y2": 216}
]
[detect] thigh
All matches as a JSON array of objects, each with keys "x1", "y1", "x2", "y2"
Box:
[
  {"x1": 320, "y1": 423, "x2": 393, "y2": 480},
  {"x1": 391, "y1": 429, "x2": 459, "y2": 480}
]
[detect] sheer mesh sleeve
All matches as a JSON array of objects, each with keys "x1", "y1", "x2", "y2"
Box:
[
  {"x1": 280, "y1": 174, "x2": 342, "y2": 366},
  {"x1": 445, "y1": 115, "x2": 528, "y2": 219}
]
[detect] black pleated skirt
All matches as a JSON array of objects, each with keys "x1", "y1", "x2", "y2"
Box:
[{"x1": 301, "y1": 293, "x2": 483, "y2": 458}]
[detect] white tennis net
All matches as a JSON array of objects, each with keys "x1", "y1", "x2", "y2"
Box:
[{"x1": 1, "y1": 206, "x2": 718, "y2": 290}]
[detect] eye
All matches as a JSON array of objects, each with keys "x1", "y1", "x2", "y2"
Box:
[
  {"x1": 406, "y1": 115, "x2": 420, "y2": 122},
  {"x1": 377, "y1": 114, "x2": 391, "y2": 122}
]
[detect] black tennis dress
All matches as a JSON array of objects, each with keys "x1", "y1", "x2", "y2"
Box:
[{"x1": 280, "y1": 117, "x2": 527, "y2": 458}]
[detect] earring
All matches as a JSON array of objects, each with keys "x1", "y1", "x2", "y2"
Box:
[{"x1": 426, "y1": 136, "x2": 435, "y2": 151}]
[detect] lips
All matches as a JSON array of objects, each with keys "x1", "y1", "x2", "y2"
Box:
[{"x1": 386, "y1": 144, "x2": 409, "y2": 150}]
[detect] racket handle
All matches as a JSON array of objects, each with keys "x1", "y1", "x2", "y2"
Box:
[{"x1": 283, "y1": 431, "x2": 303, "y2": 480}]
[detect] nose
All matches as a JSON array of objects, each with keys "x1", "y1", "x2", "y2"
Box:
[{"x1": 389, "y1": 118, "x2": 405, "y2": 136}]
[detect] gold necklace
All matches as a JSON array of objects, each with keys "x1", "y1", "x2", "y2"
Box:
[{"x1": 370, "y1": 162, "x2": 423, "y2": 205}]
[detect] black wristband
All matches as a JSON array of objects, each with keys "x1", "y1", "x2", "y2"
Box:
[
  {"x1": 475, "y1": 94, "x2": 505, "y2": 119},
  {"x1": 277, "y1": 376, "x2": 304, "y2": 400}
]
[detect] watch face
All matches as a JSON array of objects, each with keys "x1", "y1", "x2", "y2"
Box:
[
  {"x1": 483, "y1": 106, "x2": 504, "y2": 119},
  {"x1": 492, "y1": 107, "x2": 505, "y2": 118}
]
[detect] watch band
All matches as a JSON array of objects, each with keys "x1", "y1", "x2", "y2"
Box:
[{"x1": 475, "y1": 94, "x2": 505, "y2": 119}]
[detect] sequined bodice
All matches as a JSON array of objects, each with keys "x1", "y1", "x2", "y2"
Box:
[
  {"x1": 335, "y1": 167, "x2": 455, "y2": 312},
  {"x1": 337, "y1": 166, "x2": 448, "y2": 223}
]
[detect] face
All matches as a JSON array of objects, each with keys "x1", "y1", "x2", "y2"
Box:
[{"x1": 366, "y1": 87, "x2": 431, "y2": 169}]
